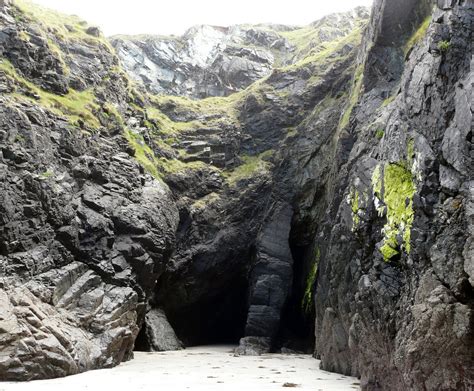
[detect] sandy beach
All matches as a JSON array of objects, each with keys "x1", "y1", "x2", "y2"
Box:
[{"x1": 0, "y1": 346, "x2": 360, "y2": 391}]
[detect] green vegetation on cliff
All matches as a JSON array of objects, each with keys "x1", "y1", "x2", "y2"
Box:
[
  {"x1": 0, "y1": 59, "x2": 100, "y2": 128},
  {"x1": 14, "y1": 0, "x2": 113, "y2": 51},
  {"x1": 282, "y1": 25, "x2": 364, "y2": 71},
  {"x1": 224, "y1": 151, "x2": 273, "y2": 186},
  {"x1": 302, "y1": 247, "x2": 320, "y2": 315},
  {"x1": 372, "y1": 163, "x2": 416, "y2": 261},
  {"x1": 339, "y1": 63, "x2": 364, "y2": 130},
  {"x1": 404, "y1": 15, "x2": 431, "y2": 55},
  {"x1": 124, "y1": 129, "x2": 161, "y2": 179}
]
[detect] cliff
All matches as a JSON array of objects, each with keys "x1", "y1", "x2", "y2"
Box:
[{"x1": 0, "y1": 0, "x2": 472, "y2": 389}]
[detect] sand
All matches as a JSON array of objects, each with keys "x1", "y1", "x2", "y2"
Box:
[{"x1": 0, "y1": 346, "x2": 361, "y2": 390}]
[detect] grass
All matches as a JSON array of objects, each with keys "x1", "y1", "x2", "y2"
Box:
[
  {"x1": 375, "y1": 129, "x2": 385, "y2": 139},
  {"x1": 146, "y1": 106, "x2": 198, "y2": 135},
  {"x1": 157, "y1": 157, "x2": 206, "y2": 174},
  {"x1": 0, "y1": 59, "x2": 100, "y2": 128},
  {"x1": 47, "y1": 39, "x2": 69, "y2": 75},
  {"x1": 404, "y1": 16, "x2": 431, "y2": 55},
  {"x1": 124, "y1": 129, "x2": 161, "y2": 179},
  {"x1": 224, "y1": 151, "x2": 273, "y2": 186},
  {"x1": 191, "y1": 192, "x2": 220, "y2": 210},
  {"x1": 14, "y1": 0, "x2": 113, "y2": 52},
  {"x1": 281, "y1": 26, "x2": 363, "y2": 71},
  {"x1": 103, "y1": 102, "x2": 125, "y2": 127},
  {"x1": 125, "y1": 127, "x2": 208, "y2": 178},
  {"x1": 350, "y1": 188, "x2": 360, "y2": 230},
  {"x1": 338, "y1": 63, "x2": 364, "y2": 130},
  {"x1": 382, "y1": 95, "x2": 395, "y2": 107},
  {"x1": 280, "y1": 16, "x2": 367, "y2": 66},
  {"x1": 39, "y1": 170, "x2": 54, "y2": 179},
  {"x1": 18, "y1": 30, "x2": 30, "y2": 41},
  {"x1": 438, "y1": 40, "x2": 451, "y2": 52}
]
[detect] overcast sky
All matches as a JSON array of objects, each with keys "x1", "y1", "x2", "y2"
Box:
[{"x1": 28, "y1": 0, "x2": 374, "y2": 37}]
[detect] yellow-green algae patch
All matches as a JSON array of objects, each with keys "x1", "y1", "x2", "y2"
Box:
[
  {"x1": 373, "y1": 163, "x2": 416, "y2": 261},
  {"x1": 302, "y1": 248, "x2": 320, "y2": 315}
]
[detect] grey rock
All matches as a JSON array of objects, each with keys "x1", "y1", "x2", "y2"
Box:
[
  {"x1": 141, "y1": 309, "x2": 183, "y2": 351},
  {"x1": 235, "y1": 336, "x2": 272, "y2": 356}
]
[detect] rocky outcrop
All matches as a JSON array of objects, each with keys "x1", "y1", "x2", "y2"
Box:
[
  {"x1": 110, "y1": 8, "x2": 367, "y2": 98},
  {"x1": 310, "y1": 0, "x2": 474, "y2": 389},
  {"x1": 111, "y1": 25, "x2": 286, "y2": 98},
  {"x1": 0, "y1": 1, "x2": 178, "y2": 380},
  {"x1": 135, "y1": 308, "x2": 183, "y2": 351}
]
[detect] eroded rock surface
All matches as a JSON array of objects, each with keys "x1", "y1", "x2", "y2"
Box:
[
  {"x1": 111, "y1": 8, "x2": 367, "y2": 98},
  {"x1": 0, "y1": 0, "x2": 472, "y2": 389},
  {"x1": 0, "y1": 0, "x2": 178, "y2": 380}
]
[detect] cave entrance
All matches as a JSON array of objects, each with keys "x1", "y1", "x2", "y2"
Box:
[
  {"x1": 161, "y1": 274, "x2": 249, "y2": 347},
  {"x1": 276, "y1": 241, "x2": 315, "y2": 353}
]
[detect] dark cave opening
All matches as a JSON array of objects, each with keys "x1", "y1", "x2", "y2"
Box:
[
  {"x1": 276, "y1": 242, "x2": 315, "y2": 353},
  {"x1": 161, "y1": 274, "x2": 249, "y2": 347}
]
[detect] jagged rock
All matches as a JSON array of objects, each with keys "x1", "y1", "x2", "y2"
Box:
[
  {"x1": 86, "y1": 26, "x2": 101, "y2": 37},
  {"x1": 0, "y1": 1, "x2": 178, "y2": 381},
  {"x1": 110, "y1": 8, "x2": 368, "y2": 98},
  {"x1": 111, "y1": 25, "x2": 279, "y2": 98},
  {"x1": 311, "y1": 1, "x2": 474, "y2": 390}
]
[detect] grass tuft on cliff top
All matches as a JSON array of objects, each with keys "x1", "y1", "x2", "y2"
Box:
[
  {"x1": 281, "y1": 24, "x2": 364, "y2": 71},
  {"x1": 14, "y1": 0, "x2": 114, "y2": 51}
]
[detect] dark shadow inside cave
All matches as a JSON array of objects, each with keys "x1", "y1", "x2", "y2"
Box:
[
  {"x1": 276, "y1": 241, "x2": 315, "y2": 353},
  {"x1": 167, "y1": 275, "x2": 249, "y2": 346},
  {"x1": 155, "y1": 274, "x2": 249, "y2": 347}
]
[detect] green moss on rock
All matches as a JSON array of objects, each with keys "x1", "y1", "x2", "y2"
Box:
[
  {"x1": 338, "y1": 63, "x2": 364, "y2": 130},
  {"x1": 224, "y1": 151, "x2": 273, "y2": 186},
  {"x1": 302, "y1": 248, "x2": 320, "y2": 315},
  {"x1": 15, "y1": 0, "x2": 114, "y2": 52},
  {"x1": 376, "y1": 163, "x2": 416, "y2": 261},
  {"x1": 124, "y1": 129, "x2": 161, "y2": 180},
  {"x1": 350, "y1": 188, "x2": 360, "y2": 229},
  {"x1": 1, "y1": 58, "x2": 100, "y2": 128},
  {"x1": 404, "y1": 15, "x2": 431, "y2": 55}
]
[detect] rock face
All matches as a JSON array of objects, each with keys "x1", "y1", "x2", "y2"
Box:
[
  {"x1": 0, "y1": 1, "x2": 178, "y2": 380},
  {"x1": 110, "y1": 8, "x2": 366, "y2": 98},
  {"x1": 310, "y1": 1, "x2": 474, "y2": 389},
  {"x1": 111, "y1": 25, "x2": 280, "y2": 98},
  {"x1": 0, "y1": 0, "x2": 473, "y2": 390}
]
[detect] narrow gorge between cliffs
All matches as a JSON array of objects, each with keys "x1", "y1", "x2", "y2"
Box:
[{"x1": 0, "y1": 0, "x2": 472, "y2": 390}]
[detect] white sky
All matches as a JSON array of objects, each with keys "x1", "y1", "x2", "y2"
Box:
[{"x1": 28, "y1": 0, "x2": 374, "y2": 37}]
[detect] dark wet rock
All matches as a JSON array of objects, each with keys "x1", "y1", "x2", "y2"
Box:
[
  {"x1": 0, "y1": 1, "x2": 178, "y2": 381},
  {"x1": 311, "y1": 1, "x2": 474, "y2": 390},
  {"x1": 137, "y1": 308, "x2": 183, "y2": 351}
]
